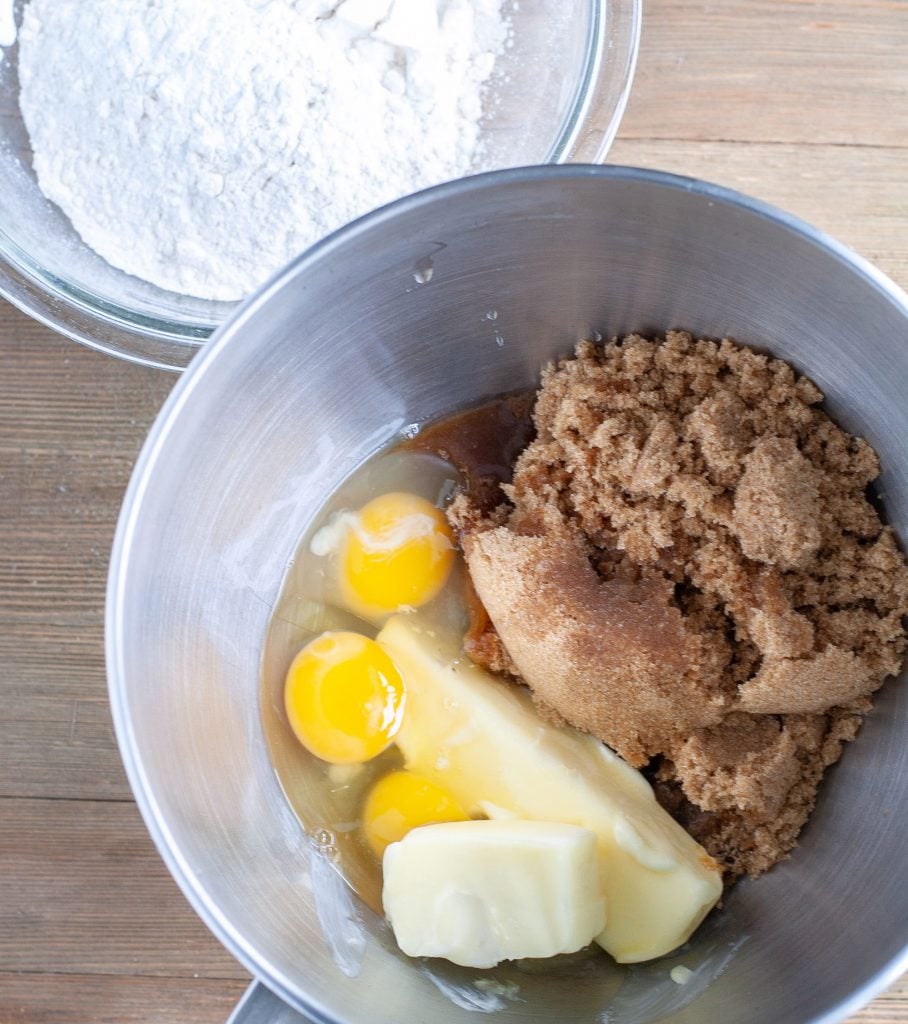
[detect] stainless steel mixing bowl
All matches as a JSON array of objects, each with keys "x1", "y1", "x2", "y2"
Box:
[{"x1": 107, "y1": 166, "x2": 908, "y2": 1024}]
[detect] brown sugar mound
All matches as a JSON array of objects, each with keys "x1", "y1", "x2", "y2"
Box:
[
  {"x1": 449, "y1": 331, "x2": 908, "y2": 880},
  {"x1": 462, "y1": 523, "x2": 729, "y2": 766}
]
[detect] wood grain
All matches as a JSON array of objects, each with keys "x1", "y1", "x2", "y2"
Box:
[
  {"x1": 0, "y1": 975, "x2": 247, "y2": 1024},
  {"x1": 1, "y1": 0, "x2": 907, "y2": 1020},
  {"x1": 0, "y1": 310, "x2": 172, "y2": 802},
  {"x1": 615, "y1": 0, "x2": 908, "y2": 148},
  {"x1": 0, "y1": 799, "x2": 244, "y2": 979}
]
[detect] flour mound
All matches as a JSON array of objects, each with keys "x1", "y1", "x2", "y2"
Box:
[{"x1": 17, "y1": 0, "x2": 508, "y2": 300}]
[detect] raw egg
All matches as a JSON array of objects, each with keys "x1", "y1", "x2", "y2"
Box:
[
  {"x1": 339, "y1": 492, "x2": 454, "y2": 617},
  {"x1": 284, "y1": 631, "x2": 405, "y2": 764},
  {"x1": 362, "y1": 769, "x2": 468, "y2": 857}
]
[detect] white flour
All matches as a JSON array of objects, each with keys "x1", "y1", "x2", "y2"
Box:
[
  {"x1": 0, "y1": 0, "x2": 15, "y2": 48},
  {"x1": 15, "y1": 0, "x2": 508, "y2": 300}
]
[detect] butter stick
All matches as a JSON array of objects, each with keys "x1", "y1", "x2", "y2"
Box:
[
  {"x1": 377, "y1": 615, "x2": 722, "y2": 963},
  {"x1": 382, "y1": 820, "x2": 605, "y2": 968}
]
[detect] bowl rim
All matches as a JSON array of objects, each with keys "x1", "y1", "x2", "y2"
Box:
[
  {"x1": 0, "y1": 0, "x2": 640, "y2": 372},
  {"x1": 106, "y1": 164, "x2": 908, "y2": 1023}
]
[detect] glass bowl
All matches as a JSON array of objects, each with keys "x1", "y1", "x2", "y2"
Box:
[{"x1": 0, "y1": 0, "x2": 640, "y2": 371}]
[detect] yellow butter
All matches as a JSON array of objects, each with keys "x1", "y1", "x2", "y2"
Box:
[
  {"x1": 382, "y1": 819, "x2": 605, "y2": 968},
  {"x1": 377, "y1": 615, "x2": 722, "y2": 963}
]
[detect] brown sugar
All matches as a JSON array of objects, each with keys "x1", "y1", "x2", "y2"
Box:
[
  {"x1": 446, "y1": 331, "x2": 908, "y2": 880},
  {"x1": 459, "y1": 520, "x2": 730, "y2": 766}
]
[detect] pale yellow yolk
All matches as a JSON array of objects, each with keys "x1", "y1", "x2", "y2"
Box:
[
  {"x1": 284, "y1": 631, "x2": 405, "y2": 764},
  {"x1": 362, "y1": 769, "x2": 468, "y2": 857},
  {"x1": 340, "y1": 492, "x2": 454, "y2": 617}
]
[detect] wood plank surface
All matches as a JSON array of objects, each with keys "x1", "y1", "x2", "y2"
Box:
[
  {"x1": 0, "y1": 798, "x2": 246, "y2": 979},
  {"x1": 0, "y1": 976, "x2": 247, "y2": 1024},
  {"x1": 1, "y1": 0, "x2": 907, "y2": 1021},
  {"x1": 614, "y1": 0, "x2": 908, "y2": 148}
]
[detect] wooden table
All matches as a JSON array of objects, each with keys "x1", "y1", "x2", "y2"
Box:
[{"x1": 1, "y1": 1, "x2": 906, "y2": 1021}]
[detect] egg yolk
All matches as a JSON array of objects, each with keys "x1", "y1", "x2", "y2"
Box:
[
  {"x1": 362, "y1": 769, "x2": 469, "y2": 858},
  {"x1": 284, "y1": 631, "x2": 405, "y2": 765},
  {"x1": 340, "y1": 492, "x2": 454, "y2": 617}
]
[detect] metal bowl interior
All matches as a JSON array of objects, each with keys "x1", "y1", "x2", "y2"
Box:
[
  {"x1": 0, "y1": 0, "x2": 639, "y2": 371},
  {"x1": 107, "y1": 166, "x2": 908, "y2": 1024}
]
